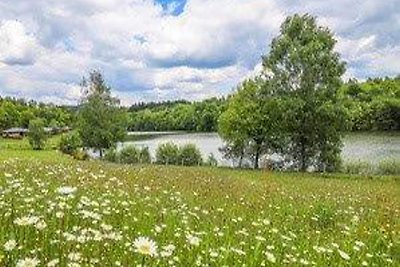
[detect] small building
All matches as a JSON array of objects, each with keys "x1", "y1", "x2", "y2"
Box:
[{"x1": 2, "y1": 128, "x2": 29, "y2": 139}]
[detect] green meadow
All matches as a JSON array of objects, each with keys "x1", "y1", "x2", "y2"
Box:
[{"x1": 0, "y1": 138, "x2": 399, "y2": 266}]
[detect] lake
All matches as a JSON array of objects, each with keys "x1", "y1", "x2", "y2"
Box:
[{"x1": 121, "y1": 132, "x2": 400, "y2": 166}]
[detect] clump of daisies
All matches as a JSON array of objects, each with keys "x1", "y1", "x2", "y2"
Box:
[
  {"x1": 133, "y1": 236, "x2": 158, "y2": 257},
  {"x1": 57, "y1": 186, "x2": 77, "y2": 196},
  {"x1": 16, "y1": 257, "x2": 40, "y2": 267}
]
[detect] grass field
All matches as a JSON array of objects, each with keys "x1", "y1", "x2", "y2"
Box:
[{"x1": 0, "y1": 144, "x2": 399, "y2": 266}]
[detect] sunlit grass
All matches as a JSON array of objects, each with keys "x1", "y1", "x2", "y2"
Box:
[{"x1": 0, "y1": 151, "x2": 399, "y2": 266}]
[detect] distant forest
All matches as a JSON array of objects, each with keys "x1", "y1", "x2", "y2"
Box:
[
  {"x1": 1, "y1": 76, "x2": 399, "y2": 132},
  {"x1": 127, "y1": 76, "x2": 400, "y2": 132}
]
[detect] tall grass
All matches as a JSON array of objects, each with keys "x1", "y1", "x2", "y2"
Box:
[{"x1": 0, "y1": 153, "x2": 399, "y2": 266}]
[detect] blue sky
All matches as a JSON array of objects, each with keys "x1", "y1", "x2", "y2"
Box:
[{"x1": 0, "y1": 0, "x2": 399, "y2": 105}]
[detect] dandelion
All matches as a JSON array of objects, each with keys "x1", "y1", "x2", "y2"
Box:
[
  {"x1": 3, "y1": 239, "x2": 17, "y2": 251},
  {"x1": 57, "y1": 186, "x2": 77, "y2": 196},
  {"x1": 16, "y1": 257, "x2": 40, "y2": 267},
  {"x1": 133, "y1": 237, "x2": 157, "y2": 257}
]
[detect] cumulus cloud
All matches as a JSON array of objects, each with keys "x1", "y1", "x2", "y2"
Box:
[
  {"x1": 0, "y1": 0, "x2": 398, "y2": 104},
  {"x1": 0, "y1": 20, "x2": 39, "y2": 65}
]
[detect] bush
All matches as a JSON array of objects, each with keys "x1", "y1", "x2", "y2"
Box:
[
  {"x1": 59, "y1": 132, "x2": 81, "y2": 155},
  {"x1": 28, "y1": 119, "x2": 47, "y2": 150},
  {"x1": 205, "y1": 153, "x2": 218, "y2": 167},
  {"x1": 104, "y1": 148, "x2": 118, "y2": 163},
  {"x1": 116, "y1": 145, "x2": 151, "y2": 165},
  {"x1": 72, "y1": 150, "x2": 89, "y2": 161},
  {"x1": 342, "y1": 161, "x2": 375, "y2": 175},
  {"x1": 179, "y1": 144, "x2": 203, "y2": 166},
  {"x1": 138, "y1": 147, "x2": 151, "y2": 164},
  {"x1": 156, "y1": 143, "x2": 180, "y2": 165},
  {"x1": 378, "y1": 159, "x2": 400, "y2": 175},
  {"x1": 119, "y1": 146, "x2": 140, "y2": 164}
]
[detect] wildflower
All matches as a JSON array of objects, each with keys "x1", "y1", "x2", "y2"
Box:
[
  {"x1": 68, "y1": 252, "x2": 81, "y2": 262},
  {"x1": 47, "y1": 259, "x2": 59, "y2": 267},
  {"x1": 57, "y1": 186, "x2": 77, "y2": 195},
  {"x1": 16, "y1": 257, "x2": 40, "y2": 267},
  {"x1": 337, "y1": 249, "x2": 350, "y2": 260},
  {"x1": 133, "y1": 237, "x2": 157, "y2": 257},
  {"x1": 160, "y1": 244, "x2": 175, "y2": 257},
  {"x1": 35, "y1": 220, "x2": 47, "y2": 230},
  {"x1": 187, "y1": 234, "x2": 201, "y2": 246},
  {"x1": 3, "y1": 239, "x2": 17, "y2": 251},
  {"x1": 265, "y1": 251, "x2": 276, "y2": 263},
  {"x1": 14, "y1": 216, "x2": 40, "y2": 226}
]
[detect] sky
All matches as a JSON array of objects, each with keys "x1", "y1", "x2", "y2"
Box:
[{"x1": 0, "y1": 0, "x2": 399, "y2": 106}]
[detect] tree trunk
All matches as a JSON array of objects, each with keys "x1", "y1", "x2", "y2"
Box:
[
  {"x1": 300, "y1": 139, "x2": 307, "y2": 171},
  {"x1": 238, "y1": 150, "x2": 244, "y2": 168},
  {"x1": 99, "y1": 149, "x2": 103, "y2": 158},
  {"x1": 254, "y1": 144, "x2": 261, "y2": 169}
]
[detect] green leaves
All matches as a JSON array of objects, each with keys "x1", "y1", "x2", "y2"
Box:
[{"x1": 77, "y1": 71, "x2": 127, "y2": 156}]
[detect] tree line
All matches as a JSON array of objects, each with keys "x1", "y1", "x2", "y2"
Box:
[
  {"x1": 0, "y1": 97, "x2": 73, "y2": 130},
  {"x1": 127, "y1": 78, "x2": 400, "y2": 133}
]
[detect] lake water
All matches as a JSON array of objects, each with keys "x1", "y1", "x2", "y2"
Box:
[{"x1": 121, "y1": 132, "x2": 400, "y2": 166}]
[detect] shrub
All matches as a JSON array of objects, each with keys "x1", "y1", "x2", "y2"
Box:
[
  {"x1": 138, "y1": 147, "x2": 151, "y2": 164},
  {"x1": 119, "y1": 146, "x2": 140, "y2": 164},
  {"x1": 178, "y1": 144, "x2": 203, "y2": 166},
  {"x1": 342, "y1": 161, "x2": 375, "y2": 175},
  {"x1": 104, "y1": 148, "x2": 118, "y2": 163},
  {"x1": 378, "y1": 159, "x2": 400, "y2": 175},
  {"x1": 59, "y1": 132, "x2": 81, "y2": 155},
  {"x1": 156, "y1": 143, "x2": 180, "y2": 165},
  {"x1": 28, "y1": 119, "x2": 47, "y2": 150},
  {"x1": 72, "y1": 150, "x2": 89, "y2": 161},
  {"x1": 205, "y1": 153, "x2": 218, "y2": 167}
]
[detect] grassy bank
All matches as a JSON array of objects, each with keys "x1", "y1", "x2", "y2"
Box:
[{"x1": 0, "y1": 149, "x2": 399, "y2": 266}]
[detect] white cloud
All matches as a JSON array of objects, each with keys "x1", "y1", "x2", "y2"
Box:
[
  {"x1": 0, "y1": 20, "x2": 39, "y2": 65},
  {"x1": 0, "y1": 0, "x2": 398, "y2": 105}
]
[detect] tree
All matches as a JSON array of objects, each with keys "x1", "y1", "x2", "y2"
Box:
[
  {"x1": 77, "y1": 71, "x2": 127, "y2": 157},
  {"x1": 219, "y1": 79, "x2": 284, "y2": 169},
  {"x1": 28, "y1": 118, "x2": 47, "y2": 150},
  {"x1": 263, "y1": 14, "x2": 346, "y2": 172}
]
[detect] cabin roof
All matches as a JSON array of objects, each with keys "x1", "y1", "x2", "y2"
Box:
[{"x1": 2, "y1": 127, "x2": 29, "y2": 133}]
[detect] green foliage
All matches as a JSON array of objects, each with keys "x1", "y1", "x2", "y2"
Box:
[
  {"x1": 105, "y1": 146, "x2": 151, "y2": 165},
  {"x1": 0, "y1": 96, "x2": 73, "y2": 130},
  {"x1": 262, "y1": 14, "x2": 347, "y2": 172},
  {"x1": 58, "y1": 132, "x2": 81, "y2": 155},
  {"x1": 138, "y1": 147, "x2": 151, "y2": 164},
  {"x1": 128, "y1": 98, "x2": 226, "y2": 132},
  {"x1": 155, "y1": 143, "x2": 203, "y2": 166},
  {"x1": 77, "y1": 71, "x2": 127, "y2": 157},
  {"x1": 342, "y1": 159, "x2": 400, "y2": 176},
  {"x1": 178, "y1": 144, "x2": 203, "y2": 166},
  {"x1": 156, "y1": 142, "x2": 180, "y2": 165},
  {"x1": 72, "y1": 149, "x2": 89, "y2": 161},
  {"x1": 104, "y1": 148, "x2": 118, "y2": 162},
  {"x1": 205, "y1": 153, "x2": 218, "y2": 167},
  {"x1": 219, "y1": 79, "x2": 286, "y2": 169},
  {"x1": 28, "y1": 119, "x2": 47, "y2": 150},
  {"x1": 377, "y1": 159, "x2": 400, "y2": 175},
  {"x1": 340, "y1": 78, "x2": 400, "y2": 131},
  {"x1": 118, "y1": 146, "x2": 140, "y2": 164}
]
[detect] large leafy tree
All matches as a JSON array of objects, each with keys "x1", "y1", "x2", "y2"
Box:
[
  {"x1": 263, "y1": 14, "x2": 346, "y2": 171},
  {"x1": 219, "y1": 79, "x2": 284, "y2": 169},
  {"x1": 78, "y1": 71, "x2": 127, "y2": 157}
]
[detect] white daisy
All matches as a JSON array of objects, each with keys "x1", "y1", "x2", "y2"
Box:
[{"x1": 133, "y1": 236, "x2": 158, "y2": 257}]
